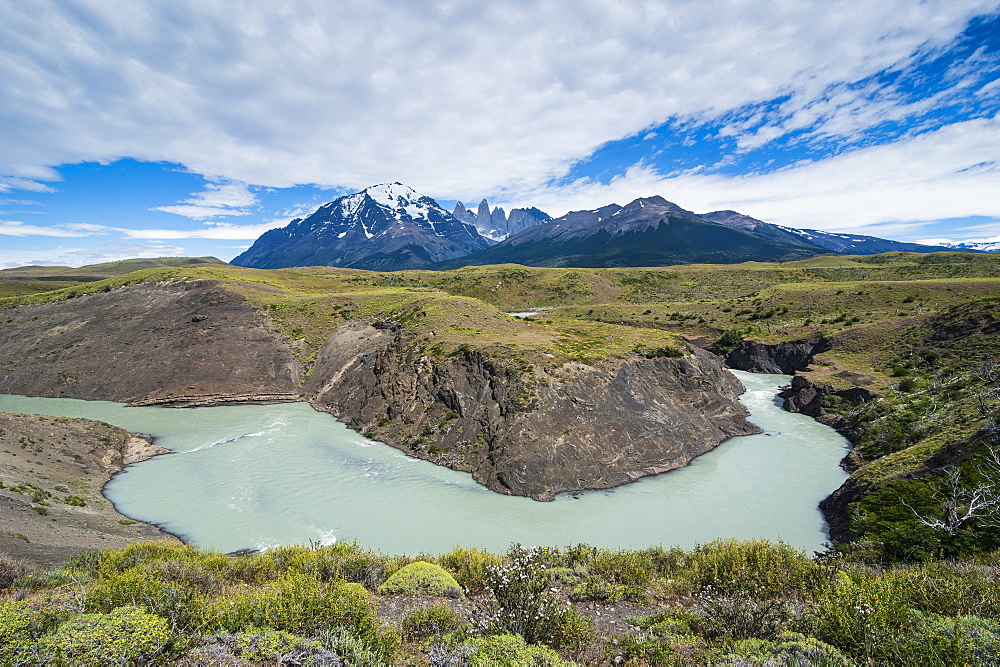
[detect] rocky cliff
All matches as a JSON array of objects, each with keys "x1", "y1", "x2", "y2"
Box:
[{"x1": 304, "y1": 321, "x2": 759, "y2": 500}]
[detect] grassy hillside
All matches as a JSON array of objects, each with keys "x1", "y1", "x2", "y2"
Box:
[{"x1": 0, "y1": 257, "x2": 226, "y2": 299}]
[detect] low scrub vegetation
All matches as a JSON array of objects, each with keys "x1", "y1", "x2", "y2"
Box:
[{"x1": 3, "y1": 538, "x2": 1000, "y2": 664}]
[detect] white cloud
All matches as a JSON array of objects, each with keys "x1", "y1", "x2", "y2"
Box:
[
  {"x1": 0, "y1": 242, "x2": 188, "y2": 269},
  {"x1": 0, "y1": 215, "x2": 285, "y2": 241},
  {"x1": 152, "y1": 180, "x2": 258, "y2": 219},
  {"x1": 121, "y1": 220, "x2": 288, "y2": 240},
  {"x1": 0, "y1": 220, "x2": 94, "y2": 237},
  {"x1": 503, "y1": 116, "x2": 1000, "y2": 238},
  {"x1": 0, "y1": 177, "x2": 54, "y2": 193},
  {"x1": 0, "y1": 0, "x2": 995, "y2": 202}
]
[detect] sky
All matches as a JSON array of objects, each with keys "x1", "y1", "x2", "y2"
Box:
[{"x1": 1, "y1": 0, "x2": 999, "y2": 268}]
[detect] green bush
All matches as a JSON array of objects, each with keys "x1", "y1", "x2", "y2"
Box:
[
  {"x1": 466, "y1": 633, "x2": 570, "y2": 666},
  {"x1": 318, "y1": 625, "x2": 401, "y2": 665},
  {"x1": 434, "y1": 547, "x2": 502, "y2": 595},
  {"x1": 693, "y1": 584, "x2": 792, "y2": 640},
  {"x1": 85, "y1": 565, "x2": 201, "y2": 630},
  {"x1": 259, "y1": 542, "x2": 396, "y2": 589},
  {"x1": 477, "y1": 545, "x2": 593, "y2": 649},
  {"x1": 233, "y1": 629, "x2": 325, "y2": 662},
  {"x1": 201, "y1": 572, "x2": 379, "y2": 638},
  {"x1": 400, "y1": 603, "x2": 467, "y2": 639},
  {"x1": 39, "y1": 605, "x2": 174, "y2": 665},
  {"x1": 570, "y1": 576, "x2": 647, "y2": 604},
  {"x1": 588, "y1": 548, "x2": 659, "y2": 587},
  {"x1": 682, "y1": 538, "x2": 823, "y2": 597},
  {"x1": 0, "y1": 601, "x2": 55, "y2": 664},
  {"x1": 377, "y1": 561, "x2": 462, "y2": 598},
  {"x1": 721, "y1": 633, "x2": 851, "y2": 665}
]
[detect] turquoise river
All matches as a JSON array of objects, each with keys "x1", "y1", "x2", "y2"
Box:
[{"x1": 0, "y1": 371, "x2": 849, "y2": 554}]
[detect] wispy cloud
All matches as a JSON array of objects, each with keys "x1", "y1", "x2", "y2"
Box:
[
  {"x1": 122, "y1": 220, "x2": 287, "y2": 240},
  {"x1": 0, "y1": 220, "x2": 94, "y2": 237},
  {"x1": 152, "y1": 180, "x2": 258, "y2": 219}
]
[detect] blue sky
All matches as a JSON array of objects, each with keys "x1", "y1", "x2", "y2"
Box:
[{"x1": 1, "y1": 0, "x2": 999, "y2": 267}]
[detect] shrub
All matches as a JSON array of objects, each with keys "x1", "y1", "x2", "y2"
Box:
[
  {"x1": 201, "y1": 572, "x2": 379, "y2": 639},
  {"x1": 233, "y1": 629, "x2": 324, "y2": 663},
  {"x1": 682, "y1": 538, "x2": 822, "y2": 597},
  {"x1": 721, "y1": 633, "x2": 851, "y2": 665},
  {"x1": 477, "y1": 545, "x2": 593, "y2": 649},
  {"x1": 85, "y1": 565, "x2": 201, "y2": 630},
  {"x1": 545, "y1": 565, "x2": 588, "y2": 586},
  {"x1": 318, "y1": 625, "x2": 401, "y2": 665},
  {"x1": 588, "y1": 548, "x2": 660, "y2": 587},
  {"x1": 400, "y1": 603, "x2": 466, "y2": 639},
  {"x1": 570, "y1": 576, "x2": 647, "y2": 604},
  {"x1": 434, "y1": 547, "x2": 502, "y2": 595},
  {"x1": 39, "y1": 605, "x2": 174, "y2": 665},
  {"x1": 466, "y1": 633, "x2": 570, "y2": 666},
  {"x1": 694, "y1": 584, "x2": 792, "y2": 640},
  {"x1": 377, "y1": 560, "x2": 462, "y2": 598},
  {"x1": 263, "y1": 542, "x2": 395, "y2": 589},
  {"x1": 0, "y1": 552, "x2": 29, "y2": 589},
  {"x1": 0, "y1": 601, "x2": 56, "y2": 665}
]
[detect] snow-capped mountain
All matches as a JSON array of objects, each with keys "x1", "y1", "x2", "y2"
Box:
[
  {"x1": 452, "y1": 199, "x2": 551, "y2": 241},
  {"x1": 771, "y1": 227, "x2": 957, "y2": 254},
  {"x1": 231, "y1": 183, "x2": 491, "y2": 270},
  {"x1": 700, "y1": 210, "x2": 959, "y2": 254},
  {"x1": 933, "y1": 239, "x2": 1000, "y2": 253}
]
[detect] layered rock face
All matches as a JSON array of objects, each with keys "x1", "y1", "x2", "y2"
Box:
[
  {"x1": 0, "y1": 281, "x2": 300, "y2": 404},
  {"x1": 304, "y1": 322, "x2": 759, "y2": 500}
]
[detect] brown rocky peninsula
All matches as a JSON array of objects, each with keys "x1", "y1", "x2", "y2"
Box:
[{"x1": 0, "y1": 412, "x2": 178, "y2": 567}]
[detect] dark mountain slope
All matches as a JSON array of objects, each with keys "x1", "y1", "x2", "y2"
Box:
[
  {"x1": 435, "y1": 196, "x2": 826, "y2": 268},
  {"x1": 701, "y1": 210, "x2": 961, "y2": 255}
]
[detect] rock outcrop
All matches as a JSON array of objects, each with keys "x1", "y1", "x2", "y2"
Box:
[
  {"x1": 304, "y1": 321, "x2": 759, "y2": 500},
  {"x1": 0, "y1": 412, "x2": 179, "y2": 566},
  {"x1": 720, "y1": 337, "x2": 833, "y2": 375}
]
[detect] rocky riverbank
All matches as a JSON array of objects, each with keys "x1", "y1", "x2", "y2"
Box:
[{"x1": 0, "y1": 412, "x2": 179, "y2": 567}]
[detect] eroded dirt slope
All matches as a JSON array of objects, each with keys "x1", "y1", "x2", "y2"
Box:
[{"x1": 0, "y1": 280, "x2": 299, "y2": 404}]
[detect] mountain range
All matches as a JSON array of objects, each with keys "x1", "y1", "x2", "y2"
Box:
[{"x1": 232, "y1": 183, "x2": 976, "y2": 271}]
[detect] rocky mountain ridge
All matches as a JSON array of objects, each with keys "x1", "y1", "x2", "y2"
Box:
[
  {"x1": 231, "y1": 182, "x2": 984, "y2": 273},
  {"x1": 452, "y1": 198, "x2": 551, "y2": 241},
  {"x1": 434, "y1": 196, "x2": 829, "y2": 268}
]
